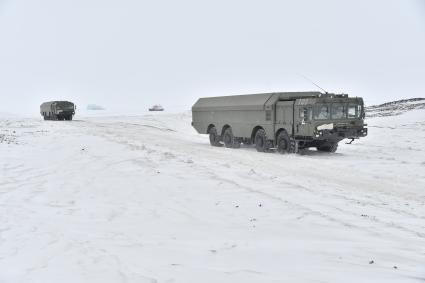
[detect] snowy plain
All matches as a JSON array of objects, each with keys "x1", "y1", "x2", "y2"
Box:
[{"x1": 1, "y1": 108, "x2": 425, "y2": 283}]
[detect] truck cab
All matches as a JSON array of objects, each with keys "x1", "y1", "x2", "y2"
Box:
[{"x1": 280, "y1": 95, "x2": 367, "y2": 151}]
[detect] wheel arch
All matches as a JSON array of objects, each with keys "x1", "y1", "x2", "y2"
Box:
[
  {"x1": 251, "y1": 126, "x2": 264, "y2": 141},
  {"x1": 207, "y1": 124, "x2": 216, "y2": 134},
  {"x1": 221, "y1": 124, "x2": 231, "y2": 136}
]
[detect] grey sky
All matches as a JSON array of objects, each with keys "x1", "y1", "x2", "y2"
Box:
[{"x1": 0, "y1": 0, "x2": 424, "y2": 114}]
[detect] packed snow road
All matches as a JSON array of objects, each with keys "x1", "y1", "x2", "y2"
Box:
[{"x1": 1, "y1": 111, "x2": 424, "y2": 283}]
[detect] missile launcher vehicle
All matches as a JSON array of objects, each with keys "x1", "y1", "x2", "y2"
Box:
[
  {"x1": 192, "y1": 92, "x2": 367, "y2": 153},
  {"x1": 40, "y1": 101, "x2": 76, "y2": 121}
]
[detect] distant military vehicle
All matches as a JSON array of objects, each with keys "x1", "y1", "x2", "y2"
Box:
[
  {"x1": 40, "y1": 101, "x2": 76, "y2": 120},
  {"x1": 192, "y1": 92, "x2": 367, "y2": 153},
  {"x1": 149, "y1": 104, "x2": 164, "y2": 111}
]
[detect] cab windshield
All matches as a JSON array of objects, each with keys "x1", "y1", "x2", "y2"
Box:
[
  {"x1": 56, "y1": 102, "x2": 75, "y2": 110},
  {"x1": 332, "y1": 103, "x2": 346, "y2": 119},
  {"x1": 348, "y1": 104, "x2": 362, "y2": 119},
  {"x1": 314, "y1": 103, "x2": 362, "y2": 120}
]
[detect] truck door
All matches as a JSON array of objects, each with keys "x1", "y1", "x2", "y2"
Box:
[
  {"x1": 275, "y1": 101, "x2": 295, "y2": 136},
  {"x1": 294, "y1": 104, "x2": 313, "y2": 137}
]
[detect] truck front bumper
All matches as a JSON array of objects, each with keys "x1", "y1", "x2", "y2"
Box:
[{"x1": 316, "y1": 126, "x2": 368, "y2": 140}]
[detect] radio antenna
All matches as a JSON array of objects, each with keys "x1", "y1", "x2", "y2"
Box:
[{"x1": 298, "y1": 74, "x2": 328, "y2": 94}]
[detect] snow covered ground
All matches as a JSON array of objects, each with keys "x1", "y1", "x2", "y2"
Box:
[{"x1": 1, "y1": 108, "x2": 425, "y2": 283}]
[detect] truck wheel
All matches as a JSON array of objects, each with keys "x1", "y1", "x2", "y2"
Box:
[
  {"x1": 209, "y1": 127, "x2": 222, "y2": 147},
  {"x1": 254, "y1": 129, "x2": 270, "y2": 152},
  {"x1": 317, "y1": 142, "x2": 338, "y2": 153},
  {"x1": 223, "y1": 128, "x2": 236, "y2": 148},
  {"x1": 276, "y1": 131, "x2": 290, "y2": 154}
]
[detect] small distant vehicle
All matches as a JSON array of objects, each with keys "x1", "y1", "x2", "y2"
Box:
[
  {"x1": 192, "y1": 92, "x2": 367, "y2": 153},
  {"x1": 149, "y1": 104, "x2": 164, "y2": 111},
  {"x1": 86, "y1": 104, "x2": 105, "y2": 110},
  {"x1": 40, "y1": 101, "x2": 76, "y2": 120}
]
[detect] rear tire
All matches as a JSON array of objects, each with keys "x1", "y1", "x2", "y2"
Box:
[
  {"x1": 209, "y1": 126, "x2": 222, "y2": 147},
  {"x1": 254, "y1": 129, "x2": 271, "y2": 152},
  {"x1": 223, "y1": 127, "x2": 237, "y2": 148},
  {"x1": 317, "y1": 142, "x2": 338, "y2": 153},
  {"x1": 276, "y1": 131, "x2": 291, "y2": 154}
]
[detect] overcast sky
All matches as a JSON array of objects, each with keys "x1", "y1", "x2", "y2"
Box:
[{"x1": 0, "y1": 0, "x2": 424, "y2": 114}]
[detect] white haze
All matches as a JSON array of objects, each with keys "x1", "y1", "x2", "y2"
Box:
[{"x1": 0, "y1": 0, "x2": 424, "y2": 115}]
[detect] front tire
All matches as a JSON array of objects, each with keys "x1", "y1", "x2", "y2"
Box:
[
  {"x1": 276, "y1": 131, "x2": 291, "y2": 154},
  {"x1": 209, "y1": 126, "x2": 222, "y2": 147},
  {"x1": 317, "y1": 142, "x2": 338, "y2": 153},
  {"x1": 254, "y1": 129, "x2": 271, "y2": 152}
]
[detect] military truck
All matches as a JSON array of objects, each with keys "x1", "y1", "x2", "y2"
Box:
[
  {"x1": 40, "y1": 101, "x2": 76, "y2": 120},
  {"x1": 192, "y1": 92, "x2": 367, "y2": 153}
]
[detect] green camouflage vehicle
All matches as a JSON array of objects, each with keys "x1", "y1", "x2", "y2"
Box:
[
  {"x1": 192, "y1": 92, "x2": 367, "y2": 153},
  {"x1": 40, "y1": 101, "x2": 76, "y2": 121}
]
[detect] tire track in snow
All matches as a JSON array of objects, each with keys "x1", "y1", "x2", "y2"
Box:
[{"x1": 77, "y1": 119, "x2": 425, "y2": 240}]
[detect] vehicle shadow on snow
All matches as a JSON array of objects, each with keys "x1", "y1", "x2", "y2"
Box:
[
  {"x1": 41, "y1": 120, "x2": 85, "y2": 122},
  {"x1": 297, "y1": 149, "x2": 344, "y2": 157},
  {"x1": 214, "y1": 144, "x2": 344, "y2": 157}
]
